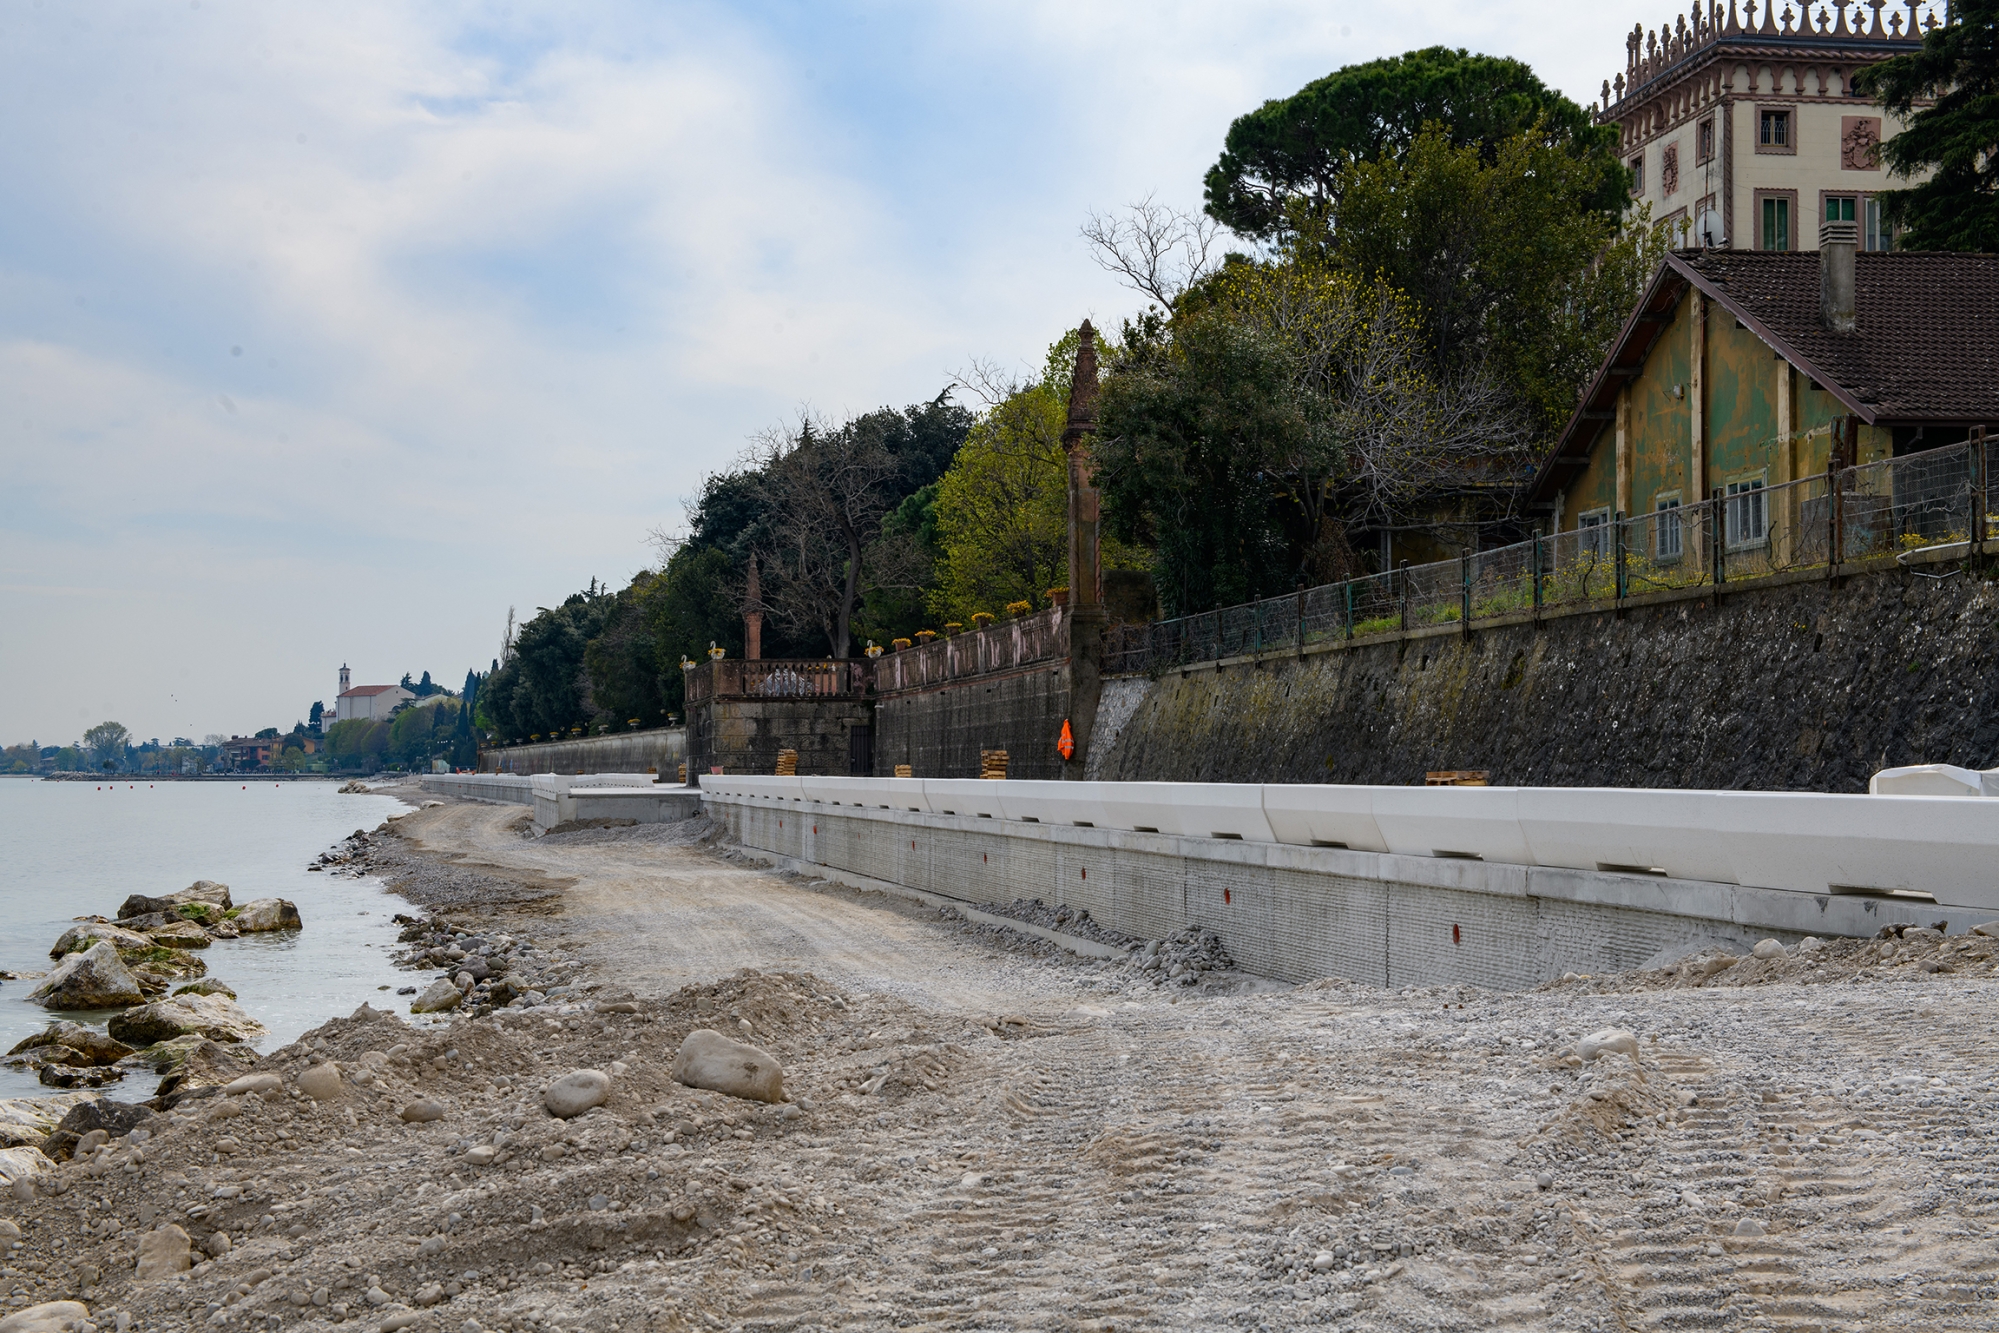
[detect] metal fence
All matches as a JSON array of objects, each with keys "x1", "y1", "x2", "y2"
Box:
[{"x1": 1103, "y1": 437, "x2": 1994, "y2": 676}]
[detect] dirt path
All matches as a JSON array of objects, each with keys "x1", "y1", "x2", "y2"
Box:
[
  {"x1": 397, "y1": 802, "x2": 1098, "y2": 1016},
  {"x1": 12, "y1": 798, "x2": 1999, "y2": 1333}
]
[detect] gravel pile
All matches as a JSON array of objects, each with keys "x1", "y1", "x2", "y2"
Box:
[
  {"x1": 1546, "y1": 922, "x2": 1999, "y2": 994},
  {"x1": 971, "y1": 899, "x2": 1142, "y2": 950},
  {"x1": 1126, "y1": 925, "x2": 1235, "y2": 987}
]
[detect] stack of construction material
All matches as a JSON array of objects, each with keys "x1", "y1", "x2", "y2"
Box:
[
  {"x1": 775, "y1": 749, "x2": 799, "y2": 776},
  {"x1": 1424, "y1": 770, "x2": 1488, "y2": 786},
  {"x1": 894, "y1": 764, "x2": 913, "y2": 778},
  {"x1": 980, "y1": 750, "x2": 1009, "y2": 780}
]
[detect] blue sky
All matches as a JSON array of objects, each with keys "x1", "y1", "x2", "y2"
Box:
[{"x1": 2, "y1": 0, "x2": 1653, "y2": 746}]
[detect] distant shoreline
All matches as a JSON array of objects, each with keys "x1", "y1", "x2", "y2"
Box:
[{"x1": 24, "y1": 772, "x2": 378, "y2": 783}]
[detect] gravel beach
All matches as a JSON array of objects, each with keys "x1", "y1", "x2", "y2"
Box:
[{"x1": 5, "y1": 787, "x2": 1997, "y2": 1333}]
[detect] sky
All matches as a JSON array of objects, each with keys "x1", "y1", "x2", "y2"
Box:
[{"x1": 2, "y1": 0, "x2": 1652, "y2": 748}]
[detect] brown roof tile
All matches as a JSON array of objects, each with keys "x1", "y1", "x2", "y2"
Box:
[{"x1": 1676, "y1": 249, "x2": 1999, "y2": 424}]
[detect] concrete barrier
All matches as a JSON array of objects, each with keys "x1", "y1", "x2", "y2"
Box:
[
  {"x1": 424, "y1": 773, "x2": 700, "y2": 832},
  {"x1": 698, "y1": 775, "x2": 1999, "y2": 988}
]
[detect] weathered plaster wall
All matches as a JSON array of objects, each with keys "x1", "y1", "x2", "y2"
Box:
[
  {"x1": 1095, "y1": 565, "x2": 1999, "y2": 792},
  {"x1": 873, "y1": 663, "x2": 1071, "y2": 780}
]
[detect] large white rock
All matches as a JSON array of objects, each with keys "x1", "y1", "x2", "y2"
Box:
[
  {"x1": 0, "y1": 1147, "x2": 55, "y2": 1189},
  {"x1": 0, "y1": 1301, "x2": 89, "y2": 1333},
  {"x1": 542, "y1": 1070, "x2": 611, "y2": 1119},
  {"x1": 27, "y1": 941, "x2": 145, "y2": 1010},
  {"x1": 134, "y1": 1224, "x2": 192, "y2": 1280},
  {"x1": 1576, "y1": 1028, "x2": 1640, "y2": 1063},
  {"x1": 670, "y1": 1029, "x2": 785, "y2": 1104},
  {"x1": 409, "y1": 979, "x2": 462, "y2": 1014},
  {"x1": 298, "y1": 1063, "x2": 344, "y2": 1100}
]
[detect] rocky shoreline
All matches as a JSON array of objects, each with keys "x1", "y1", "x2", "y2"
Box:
[{"x1": 2, "y1": 882, "x2": 303, "y2": 1106}]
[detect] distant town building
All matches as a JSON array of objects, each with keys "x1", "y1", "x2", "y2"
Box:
[
  {"x1": 221, "y1": 735, "x2": 279, "y2": 770},
  {"x1": 1600, "y1": 0, "x2": 1933, "y2": 251},
  {"x1": 333, "y1": 664, "x2": 414, "y2": 723}
]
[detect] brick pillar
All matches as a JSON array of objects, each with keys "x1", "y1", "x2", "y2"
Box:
[{"x1": 1061, "y1": 320, "x2": 1106, "y2": 781}]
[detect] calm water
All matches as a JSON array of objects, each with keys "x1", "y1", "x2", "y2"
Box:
[{"x1": 0, "y1": 777, "x2": 415, "y2": 1099}]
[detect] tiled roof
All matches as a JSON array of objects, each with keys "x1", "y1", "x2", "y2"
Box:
[
  {"x1": 1675, "y1": 249, "x2": 1999, "y2": 424},
  {"x1": 338, "y1": 685, "x2": 403, "y2": 697}
]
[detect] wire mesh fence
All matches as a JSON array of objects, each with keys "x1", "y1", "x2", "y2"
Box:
[{"x1": 1100, "y1": 436, "x2": 1993, "y2": 676}]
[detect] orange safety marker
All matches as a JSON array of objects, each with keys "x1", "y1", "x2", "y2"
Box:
[{"x1": 1056, "y1": 719, "x2": 1075, "y2": 761}]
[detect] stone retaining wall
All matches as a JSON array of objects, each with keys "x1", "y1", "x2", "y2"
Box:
[{"x1": 1096, "y1": 566, "x2": 1999, "y2": 791}]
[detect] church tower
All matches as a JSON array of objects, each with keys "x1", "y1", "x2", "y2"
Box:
[{"x1": 339, "y1": 664, "x2": 351, "y2": 695}]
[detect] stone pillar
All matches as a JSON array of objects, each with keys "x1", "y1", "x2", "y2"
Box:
[
  {"x1": 744, "y1": 555, "x2": 763, "y2": 662},
  {"x1": 1061, "y1": 321, "x2": 1106, "y2": 781}
]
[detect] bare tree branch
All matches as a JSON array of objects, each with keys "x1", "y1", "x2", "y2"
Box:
[{"x1": 1080, "y1": 194, "x2": 1224, "y2": 307}]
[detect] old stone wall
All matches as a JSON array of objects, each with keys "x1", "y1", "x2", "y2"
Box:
[
  {"x1": 872, "y1": 662, "x2": 1072, "y2": 780},
  {"x1": 687, "y1": 698, "x2": 875, "y2": 777},
  {"x1": 480, "y1": 727, "x2": 685, "y2": 776},
  {"x1": 1095, "y1": 566, "x2": 1999, "y2": 791}
]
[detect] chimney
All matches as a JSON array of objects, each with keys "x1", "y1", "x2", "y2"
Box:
[{"x1": 1820, "y1": 220, "x2": 1858, "y2": 333}]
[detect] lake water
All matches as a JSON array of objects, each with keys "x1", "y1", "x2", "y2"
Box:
[{"x1": 0, "y1": 776, "x2": 416, "y2": 1100}]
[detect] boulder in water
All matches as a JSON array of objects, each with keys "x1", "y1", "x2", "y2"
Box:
[
  {"x1": 230, "y1": 898, "x2": 302, "y2": 932},
  {"x1": 108, "y1": 993, "x2": 265, "y2": 1046},
  {"x1": 27, "y1": 942, "x2": 145, "y2": 1010},
  {"x1": 116, "y1": 881, "x2": 231, "y2": 922},
  {"x1": 145, "y1": 921, "x2": 212, "y2": 950},
  {"x1": 47, "y1": 923, "x2": 152, "y2": 960},
  {"x1": 5, "y1": 1023, "x2": 132, "y2": 1067}
]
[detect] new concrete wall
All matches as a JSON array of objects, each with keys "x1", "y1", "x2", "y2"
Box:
[
  {"x1": 481, "y1": 728, "x2": 686, "y2": 777},
  {"x1": 703, "y1": 774, "x2": 1999, "y2": 989},
  {"x1": 1096, "y1": 566, "x2": 1999, "y2": 791},
  {"x1": 423, "y1": 773, "x2": 700, "y2": 831}
]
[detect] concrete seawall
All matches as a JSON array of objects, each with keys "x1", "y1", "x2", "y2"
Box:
[
  {"x1": 424, "y1": 772, "x2": 700, "y2": 832},
  {"x1": 479, "y1": 727, "x2": 686, "y2": 777},
  {"x1": 702, "y1": 778, "x2": 1983, "y2": 989}
]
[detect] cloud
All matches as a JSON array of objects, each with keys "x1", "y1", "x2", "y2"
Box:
[{"x1": 0, "y1": 0, "x2": 1668, "y2": 743}]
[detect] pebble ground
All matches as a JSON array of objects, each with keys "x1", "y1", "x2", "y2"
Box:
[{"x1": 6, "y1": 791, "x2": 1996, "y2": 1333}]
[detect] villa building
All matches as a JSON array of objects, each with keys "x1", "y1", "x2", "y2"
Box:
[{"x1": 1601, "y1": 0, "x2": 1937, "y2": 251}]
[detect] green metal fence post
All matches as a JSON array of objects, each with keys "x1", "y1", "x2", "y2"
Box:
[
  {"x1": 1613, "y1": 511, "x2": 1626, "y2": 604},
  {"x1": 1460, "y1": 548, "x2": 1472, "y2": 637},
  {"x1": 1344, "y1": 580, "x2": 1354, "y2": 640},
  {"x1": 1398, "y1": 562, "x2": 1410, "y2": 633},
  {"x1": 1712, "y1": 488, "x2": 1727, "y2": 589},
  {"x1": 1532, "y1": 532, "x2": 1543, "y2": 616}
]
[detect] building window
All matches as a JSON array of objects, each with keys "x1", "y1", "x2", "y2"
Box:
[
  {"x1": 1826, "y1": 194, "x2": 1857, "y2": 223},
  {"x1": 1841, "y1": 116, "x2": 1882, "y2": 170},
  {"x1": 1630, "y1": 154, "x2": 1645, "y2": 194},
  {"x1": 1655, "y1": 495, "x2": 1684, "y2": 560},
  {"x1": 1757, "y1": 191, "x2": 1795, "y2": 250},
  {"x1": 1578, "y1": 507, "x2": 1613, "y2": 559},
  {"x1": 1865, "y1": 196, "x2": 1895, "y2": 251},
  {"x1": 1760, "y1": 108, "x2": 1790, "y2": 147},
  {"x1": 1726, "y1": 477, "x2": 1768, "y2": 548},
  {"x1": 1661, "y1": 143, "x2": 1680, "y2": 196},
  {"x1": 1696, "y1": 193, "x2": 1720, "y2": 245},
  {"x1": 1696, "y1": 117, "x2": 1715, "y2": 165}
]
